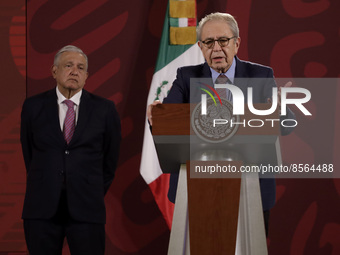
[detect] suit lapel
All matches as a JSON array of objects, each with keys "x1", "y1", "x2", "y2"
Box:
[
  {"x1": 45, "y1": 89, "x2": 65, "y2": 145},
  {"x1": 190, "y1": 62, "x2": 213, "y2": 103},
  {"x1": 201, "y1": 62, "x2": 212, "y2": 79},
  {"x1": 69, "y1": 90, "x2": 93, "y2": 145},
  {"x1": 234, "y1": 56, "x2": 250, "y2": 101}
]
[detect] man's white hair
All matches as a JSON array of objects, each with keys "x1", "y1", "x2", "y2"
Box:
[
  {"x1": 53, "y1": 45, "x2": 88, "y2": 70},
  {"x1": 197, "y1": 12, "x2": 239, "y2": 41}
]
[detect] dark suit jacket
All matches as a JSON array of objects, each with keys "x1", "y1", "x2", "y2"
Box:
[
  {"x1": 20, "y1": 89, "x2": 121, "y2": 224},
  {"x1": 163, "y1": 57, "x2": 295, "y2": 211}
]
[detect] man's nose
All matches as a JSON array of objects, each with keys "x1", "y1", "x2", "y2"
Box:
[
  {"x1": 70, "y1": 67, "x2": 79, "y2": 75},
  {"x1": 212, "y1": 40, "x2": 222, "y2": 51}
]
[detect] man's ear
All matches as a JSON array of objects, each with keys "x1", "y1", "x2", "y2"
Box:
[
  {"x1": 233, "y1": 37, "x2": 241, "y2": 55},
  {"x1": 197, "y1": 41, "x2": 204, "y2": 54},
  {"x1": 235, "y1": 37, "x2": 241, "y2": 50},
  {"x1": 51, "y1": 65, "x2": 57, "y2": 78}
]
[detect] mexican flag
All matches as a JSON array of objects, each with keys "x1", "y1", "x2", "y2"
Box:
[{"x1": 140, "y1": 0, "x2": 204, "y2": 228}]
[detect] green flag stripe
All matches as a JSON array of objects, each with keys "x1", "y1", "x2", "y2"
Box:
[{"x1": 169, "y1": 17, "x2": 179, "y2": 27}]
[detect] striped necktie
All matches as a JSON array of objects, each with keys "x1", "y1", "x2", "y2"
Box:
[
  {"x1": 215, "y1": 74, "x2": 232, "y2": 101},
  {"x1": 63, "y1": 100, "x2": 75, "y2": 144}
]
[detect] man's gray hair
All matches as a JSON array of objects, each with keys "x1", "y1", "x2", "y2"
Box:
[
  {"x1": 53, "y1": 45, "x2": 88, "y2": 70},
  {"x1": 197, "y1": 12, "x2": 239, "y2": 41}
]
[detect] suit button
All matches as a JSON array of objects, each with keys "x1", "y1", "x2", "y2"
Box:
[
  {"x1": 59, "y1": 170, "x2": 65, "y2": 183},
  {"x1": 65, "y1": 150, "x2": 70, "y2": 155}
]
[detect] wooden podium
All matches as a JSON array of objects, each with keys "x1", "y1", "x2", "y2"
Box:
[{"x1": 152, "y1": 104, "x2": 281, "y2": 255}]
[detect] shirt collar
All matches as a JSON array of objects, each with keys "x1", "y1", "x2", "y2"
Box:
[
  {"x1": 210, "y1": 57, "x2": 236, "y2": 84},
  {"x1": 56, "y1": 86, "x2": 82, "y2": 106}
]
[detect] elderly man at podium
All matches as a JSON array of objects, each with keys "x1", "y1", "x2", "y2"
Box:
[{"x1": 148, "y1": 12, "x2": 295, "y2": 237}]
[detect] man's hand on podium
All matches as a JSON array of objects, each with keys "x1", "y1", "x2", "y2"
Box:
[{"x1": 147, "y1": 100, "x2": 162, "y2": 126}]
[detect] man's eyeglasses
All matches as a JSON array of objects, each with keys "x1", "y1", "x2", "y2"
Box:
[{"x1": 200, "y1": 36, "x2": 237, "y2": 49}]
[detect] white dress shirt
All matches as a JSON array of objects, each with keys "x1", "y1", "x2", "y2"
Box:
[
  {"x1": 210, "y1": 56, "x2": 237, "y2": 84},
  {"x1": 56, "y1": 87, "x2": 82, "y2": 131},
  {"x1": 210, "y1": 57, "x2": 237, "y2": 101}
]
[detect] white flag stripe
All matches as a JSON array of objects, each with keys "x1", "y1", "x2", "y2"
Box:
[
  {"x1": 140, "y1": 43, "x2": 204, "y2": 184},
  {"x1": 178, "y1": 18, "x2": 188, "y2": 27}
]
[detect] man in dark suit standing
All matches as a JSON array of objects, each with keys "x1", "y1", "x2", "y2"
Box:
[
  {"x1": 148, "y1": 13, "x2": 295, "y2": 236},
  {"x1": 20, "y1": 45, "x2": 121, "y2": 255}
]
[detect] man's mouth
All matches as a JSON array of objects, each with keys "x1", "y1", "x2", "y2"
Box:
[{"x1": 212, "y1": 57, "x2": 224, "y2": 62}]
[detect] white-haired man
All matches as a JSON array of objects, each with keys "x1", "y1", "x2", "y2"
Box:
[
  {"x1": 21, "y1": 45, "x2": 121, "y2": 254},
  {"x1": 148, "y1": 13, "x2": 295, "y2": 236}
]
